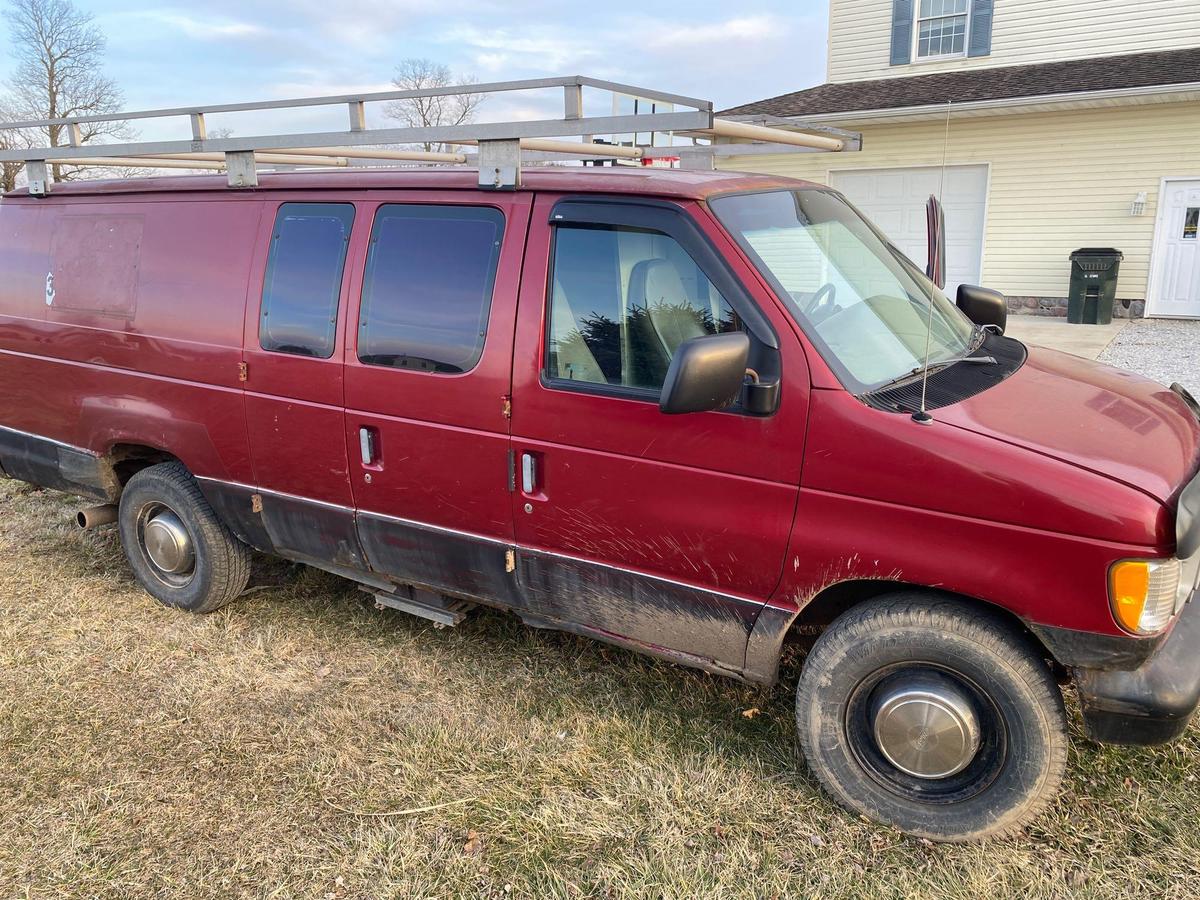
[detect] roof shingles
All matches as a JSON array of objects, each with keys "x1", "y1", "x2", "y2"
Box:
[{"x1": 721, "y1": 47, "x2": 1200, "y2": 118}]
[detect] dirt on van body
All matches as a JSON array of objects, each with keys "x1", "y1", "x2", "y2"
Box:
[{"x1": 2, "y1": 480, "x2": 1199, "y2": 899}]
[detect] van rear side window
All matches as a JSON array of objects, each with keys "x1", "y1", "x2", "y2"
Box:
[
  {"x1": 259, "y1": 203, "x2": 355, "y2": 358},
  {"x1": 357, "y1": 205, "x2": 504, "y2": 374}
]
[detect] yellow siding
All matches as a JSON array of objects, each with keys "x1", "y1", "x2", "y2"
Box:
[
  {"x1": 829, "y1": 0, "x2": 1200, "y2": 83},
  {"x1": 718, "y1": 100, "x2": 1200, "y2": 301}
]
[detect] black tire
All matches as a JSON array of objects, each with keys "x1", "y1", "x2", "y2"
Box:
[
  {"x1": 795, "y1": 594, "x2": 1067, "y2": 842},
  {"x1": 118, "y1": 462, "x2": 251, "y2": 613}
]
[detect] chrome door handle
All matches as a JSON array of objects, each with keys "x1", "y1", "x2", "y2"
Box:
[
  {"x1": 521, "y1": 452, "x2": 537, "y2": 493},
  {"x1": 359, "y1": 427, "x2": 377, "y2": 466}
]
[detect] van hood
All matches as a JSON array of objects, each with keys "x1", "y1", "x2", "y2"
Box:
[{"x1": 938, "y1": 346, "x2": 1200, "y2": 505}]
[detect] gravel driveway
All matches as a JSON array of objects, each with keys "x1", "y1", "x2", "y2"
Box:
[{"x1": 1098, "y1": 318, "x2": 1200, "y2": 391}]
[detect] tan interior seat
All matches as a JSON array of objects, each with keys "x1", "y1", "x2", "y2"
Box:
[{"x1": 627, "y1": 258, "x2": 708, "y2": 363}]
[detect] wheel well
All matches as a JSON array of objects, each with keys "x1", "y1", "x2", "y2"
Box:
[
  {"x1": 785, "y1": 579, "x2": 1057, "y2": 667},
  {"x1": 105, "y1": 444, "x2": 181, "y2": 492}
]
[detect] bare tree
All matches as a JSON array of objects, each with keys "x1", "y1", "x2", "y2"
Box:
[
  {"x1": 0, "y1": 100, "x2": 33, "y2": 192},
  {"x1": 385, "y1": 59, "x2": 484, "y2": 153},
  {"x1": 5, "y1": 0, "x2": 131, "y2": 183}
]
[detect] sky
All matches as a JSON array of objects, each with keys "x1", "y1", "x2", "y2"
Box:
[{"x1": 0, "y1": 0, "x2": 828, "y2": 141}]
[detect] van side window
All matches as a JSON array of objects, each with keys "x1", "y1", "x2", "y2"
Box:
[
  {"x1": 259, "y1": 203, "x2": 355, "y2": 358},
  {"x1": 546, "y1": 224, "x2": 741, "y2": 393},
  {"x1": 357, "y1": 205, "x2": 504, "y2": 374}
]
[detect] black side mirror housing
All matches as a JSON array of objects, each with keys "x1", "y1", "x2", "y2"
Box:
[
  {"x1": 957, "y1": 284, "x2": 1008, "y2": 334},
  {"x1": 660, "y1": 331, "x2": 751, "y2": 415}
]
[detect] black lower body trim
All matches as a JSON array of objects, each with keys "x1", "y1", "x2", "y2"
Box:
[
  {"x1": 1027, "y1": 619, "x2": 1164, "y2": 671},
  {"x1": 518, "y1": 609, "x2": 753, "y2": 682},
  {"x1": 0, "y1": 426, "x2": 117, "y2": 501},
  {"x1": 194, "y1": 480, "x2": 769, "y2": 681},
  {"x1": 196, "y1": 478, "x2": 367, "y2": 571},
  {"x1": 1074, "y1": 595, "x2": 1200, "y2": 746},
  {"x1": 356, "y1": 511, "x2": 521, "y2": 609},
  {"x1": 516, "y1": 549, "x2": 758, "y2": 675}
]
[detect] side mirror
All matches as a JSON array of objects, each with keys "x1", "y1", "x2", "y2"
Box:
[
  {"x1": 660, "y1": 332, "x2": 750, "y2": 415},
  {"x1": 957, "y1": 284, "x2": 1008, "y2": 334},
  {"x1": 926, "y1": 195, "x2": 946, "y2": 290}
]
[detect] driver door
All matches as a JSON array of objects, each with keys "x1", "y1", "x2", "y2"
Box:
[{"x1": 507, "y1": 195, "x2": 810, "y2": 671}]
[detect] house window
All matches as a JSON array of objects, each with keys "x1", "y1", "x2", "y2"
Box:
[{"x1": 915, "y1": 0, "x2": 969, "y2": 59}]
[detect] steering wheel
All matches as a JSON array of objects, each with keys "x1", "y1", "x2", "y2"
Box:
[{"x1": 804, "y1": 281, "x2": 837, "y2": 316}]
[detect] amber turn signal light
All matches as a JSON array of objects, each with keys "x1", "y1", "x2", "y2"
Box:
[{"x1": 1109, "y1": 559, "x2": 1182, "y2": 635}]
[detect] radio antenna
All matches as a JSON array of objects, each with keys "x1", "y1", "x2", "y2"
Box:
[{"x1": 912, "y1": 100, "x2": 953, "y2": 426}]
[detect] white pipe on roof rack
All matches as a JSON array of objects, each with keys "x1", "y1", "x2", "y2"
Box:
[
  {"x1": 704, "y1": 119, "x2": 845, "y2": 152},
  {"x1": 149, "y1": 151, "x2": 349, "y2": 167},
  {"x1": 287, "y1": 147, "x2": 468, "y2": 164},
  {"x1": 52, "y1": 157, "x2": 227, "y2": 170},
  {"x1": 521, "y1": 138, "x2": 643, "y2": 158}
]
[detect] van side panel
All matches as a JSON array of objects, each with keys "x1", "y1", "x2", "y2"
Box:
[
  {"x1": 239, "y1": 196, "x2": 367, "y2": 570},
  {"x1": 0, "y1": 195, "x2": 260, "y2": 486}
]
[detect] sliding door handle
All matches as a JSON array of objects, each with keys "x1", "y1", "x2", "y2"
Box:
[
  {"x1": 359, "y1": 426, "x2": 379, "y2": 466},
  {"x1": 521, "y1": 452, "x2": 537, "y2": 494}
]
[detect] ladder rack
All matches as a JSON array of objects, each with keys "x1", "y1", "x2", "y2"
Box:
[{"x1": 0, "y1": 75, "x2": 860, "y2": 195}]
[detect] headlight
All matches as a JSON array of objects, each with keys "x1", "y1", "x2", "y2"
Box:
[{"x1": 1109, "y1": 558, "x2": 1182, "y2": 635}]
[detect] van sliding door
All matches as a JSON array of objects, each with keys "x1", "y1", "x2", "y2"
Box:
[
  {"x1": 342, "y1": 193, "x2": 532, "y2": 602},
  {"x1": 234, "y1": 199, "x2": 369, "y2": 572}
]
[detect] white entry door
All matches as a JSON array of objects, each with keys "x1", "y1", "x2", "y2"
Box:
[
  {"x1": 831, "y1": 165, "x2": 988, "y2": 300},
  {"x1": 1149, "y1": 180, "x2": 1200, "y2": 318}
]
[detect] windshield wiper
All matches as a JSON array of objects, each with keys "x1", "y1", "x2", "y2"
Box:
[{"x1": 868, "y1": 355, "x2": 998, "y2": 392}]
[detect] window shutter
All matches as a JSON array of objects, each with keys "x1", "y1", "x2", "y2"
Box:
[
  {"x1": 890, "y1": 0, "x2": 914, "y2": 65},
  {"x1": 968, "y1": 0, "x2": 994, "y2": 57}
]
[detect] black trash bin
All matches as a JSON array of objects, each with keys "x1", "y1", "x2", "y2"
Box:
[{"x1": 1067, "y1": 248, "x2": 1123, "y2": 325}]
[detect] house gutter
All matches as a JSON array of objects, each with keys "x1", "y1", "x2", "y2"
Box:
[{"x1": 741, "y1": 81, "x2": 1200, "y2": 127}]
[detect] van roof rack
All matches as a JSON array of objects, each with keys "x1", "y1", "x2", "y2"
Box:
[{"x1": 0, "y1": 75, "x2": 860, "y2": 196}]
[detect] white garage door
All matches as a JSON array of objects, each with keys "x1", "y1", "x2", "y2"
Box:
[{"x1": 831, "y1": 165, "x2": 988, "y2": 300}]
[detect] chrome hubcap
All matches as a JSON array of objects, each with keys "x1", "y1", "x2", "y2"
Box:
[
  {"x1": 142, "y1": 509, "x2": 194, "y2": 576},
  {"x1": 871, "y1": 673, "x2": 981, "y2": 779}
]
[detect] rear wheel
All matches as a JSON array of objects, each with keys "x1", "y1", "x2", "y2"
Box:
[
  {"x1": 118, "y1": 462, "x2": 250, "y2": 613},
  {"x1": 795, "y1": 594, "x2": 1067, "y2": 842}
]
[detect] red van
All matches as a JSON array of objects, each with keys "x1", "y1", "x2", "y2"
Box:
[{"x1": 2, "y1": 167, "x2": 1198, "y2": 841}]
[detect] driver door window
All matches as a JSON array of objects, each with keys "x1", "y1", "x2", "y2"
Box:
[{"x1": 546, "y1": 224, "x2": 741, "y2": 394}]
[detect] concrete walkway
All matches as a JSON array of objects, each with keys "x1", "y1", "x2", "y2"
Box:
[{"x1": 1004, "y1": 316, "x2": 1127, "y2": 361}]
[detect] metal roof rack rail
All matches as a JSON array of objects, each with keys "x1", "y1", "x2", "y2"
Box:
[{"x1": 0, "y1": 75, "x2": 861, "y2": 195}]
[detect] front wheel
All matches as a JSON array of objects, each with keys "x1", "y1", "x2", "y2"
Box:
[{"x1": 795, "y1": 594, "x2": 1068, "y2": 842}]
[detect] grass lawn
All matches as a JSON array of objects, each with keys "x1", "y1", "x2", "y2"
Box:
[{"x1": 2, "y1": 480, "x2": 1200, "y2": 899}]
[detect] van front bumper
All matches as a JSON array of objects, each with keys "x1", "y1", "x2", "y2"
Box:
[{"x1": 1074, "y1": 595, "x2": 1200, "y2": 745}]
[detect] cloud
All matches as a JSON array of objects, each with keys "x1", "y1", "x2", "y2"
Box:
[
  {"x1": 647, "y1": 15, "x2": 785, "y2": 48},
  {"x1": 439, "y1": 25, "x2": 602, "y2": 74},
  {"x1": 145, "y1": 11, "x2": 270, "y2": 40}
]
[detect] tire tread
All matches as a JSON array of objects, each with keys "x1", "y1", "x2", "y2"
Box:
[
  {"x1": 119, "y1": 462, "x2": 251, "y2": 613},
  {"x1": 795, "y1": 593, "x2": 1068, "y2": 841}
]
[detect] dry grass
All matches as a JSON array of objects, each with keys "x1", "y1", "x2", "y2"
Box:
[{"x1": 2, "y1": 481, "x2": 1200, "y2": 899}]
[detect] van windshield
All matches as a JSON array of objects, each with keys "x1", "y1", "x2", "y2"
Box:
[{"x1": 710, "y1": 189, "x2": 977, "y2": 393}]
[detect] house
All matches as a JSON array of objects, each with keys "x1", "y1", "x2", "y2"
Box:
[{"x1": 718, "y1": 0, "x2": 1200, "y2": 317}]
